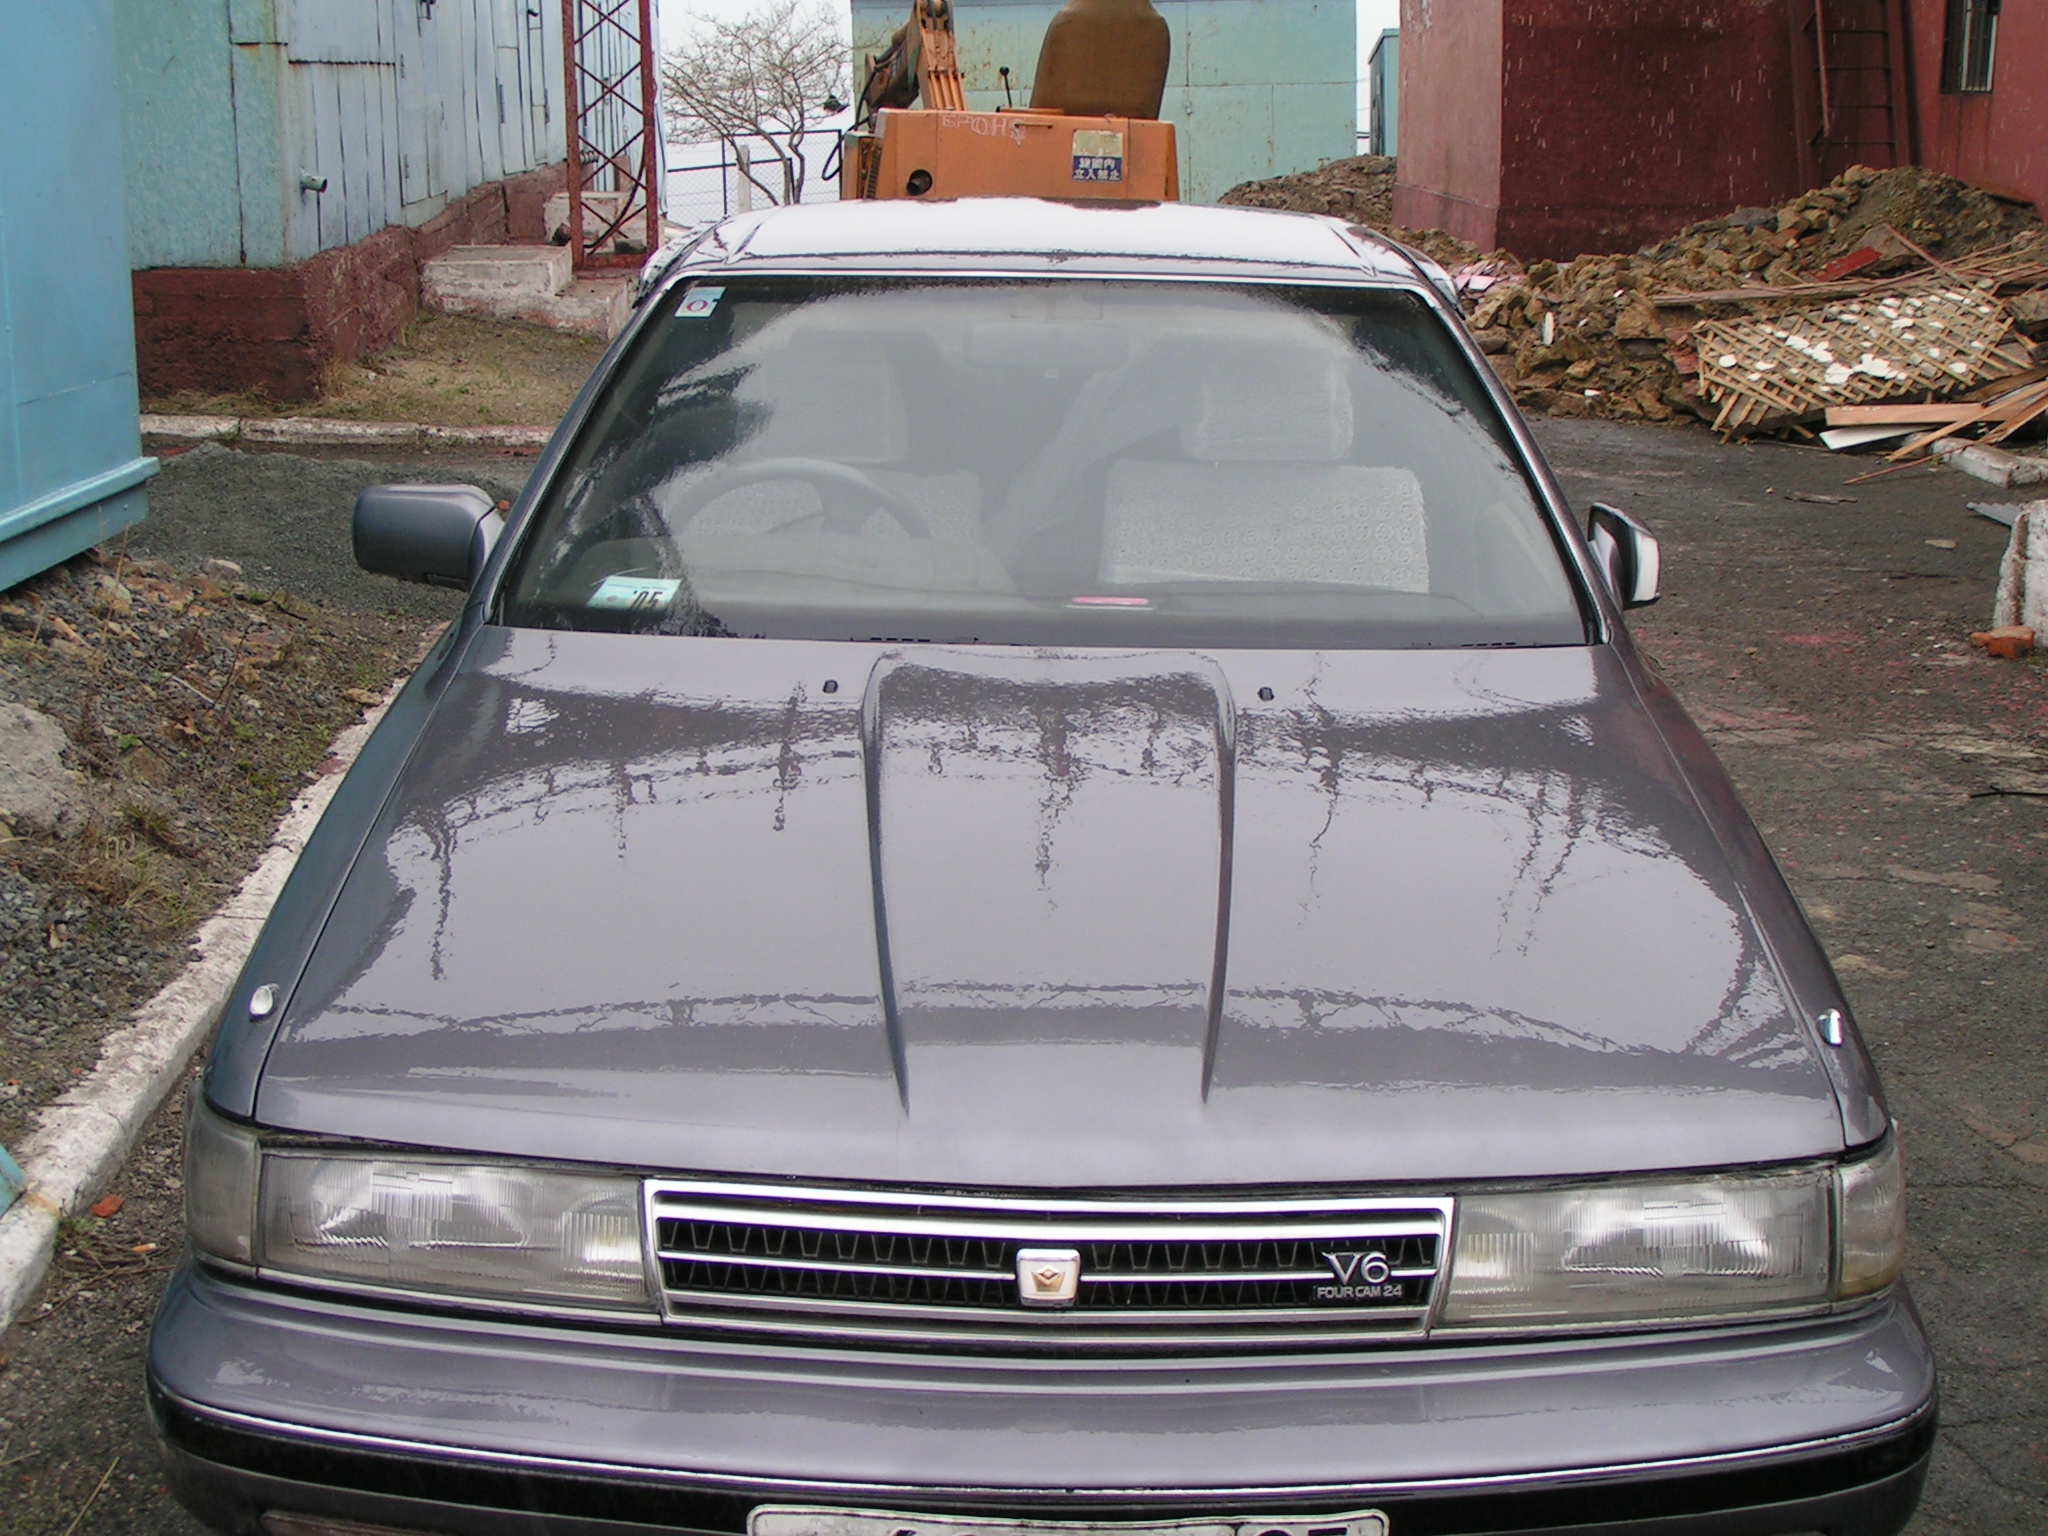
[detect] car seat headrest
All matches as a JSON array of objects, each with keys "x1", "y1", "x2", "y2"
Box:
[
  {"x1": 740, "y1": 346, "x2": 910, "y2": 466},
  {"x1": 1180, "y1": 345, "x2": 1355, "y2": 463}
]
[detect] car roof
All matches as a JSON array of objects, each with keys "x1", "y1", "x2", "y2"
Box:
[{"x1": 672, "y1": 197, "x2": 1429, "y2": 283}]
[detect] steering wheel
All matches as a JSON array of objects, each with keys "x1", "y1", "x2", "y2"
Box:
[{"x1": 668, "y1": 457, "x2": 934, "y2": 540}]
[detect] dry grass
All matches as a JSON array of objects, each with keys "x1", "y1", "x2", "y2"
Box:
[
  {"x1": 8, "y1": 820, "x2": 196, "y2": 940},
  {"x1": 144, "y1": 310, "x2": 607, "y2": 429}
]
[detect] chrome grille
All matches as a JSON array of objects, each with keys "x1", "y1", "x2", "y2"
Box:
[{"x1": 644, "y1": 1180, "x2": 1453, "y2": 1351}]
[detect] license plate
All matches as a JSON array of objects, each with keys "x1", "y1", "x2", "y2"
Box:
[{"x1": 750, "y1": 1509, "x2": 1389, "y2": 1536}]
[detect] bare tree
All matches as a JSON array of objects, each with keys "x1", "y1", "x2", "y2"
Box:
[{"x1": 660, "y1": 0, "x2": 849, "y2": 207}]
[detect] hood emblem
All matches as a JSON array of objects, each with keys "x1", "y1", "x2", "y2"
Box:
[
  {"x1": 1016, "y1": 1247, "x2": 1081, "y2": 1308},
  {"x1": 1322, "y1": 1250, "x2": 1392, "y2": 1286}
]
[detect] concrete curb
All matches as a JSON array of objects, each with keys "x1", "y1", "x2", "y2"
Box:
[
  {"x1": 140, "y1": 413, "x2": 552, "y2": 451},
  {"x1": 0, "y1": 681, "x2": 404, "y2": 1335}
]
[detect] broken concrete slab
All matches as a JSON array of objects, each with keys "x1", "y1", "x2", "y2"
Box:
[
  {"x1": 0, "y1": 703, "x2": 87, "y2": 837},
  {"x1": 1991, "y1": 501, "x2": 2048, "y2": 632},
  {"x1": 1936, "y1": 438, "x2": 2048, "y2": 488}
]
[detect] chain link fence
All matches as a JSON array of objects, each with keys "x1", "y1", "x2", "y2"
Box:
[{"x1": 663, "y1": 129, "x2": 849, "y2": 230}]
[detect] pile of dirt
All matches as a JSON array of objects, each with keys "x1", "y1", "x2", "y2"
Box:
[
  {"x1": 1221, "y1": 161, "x2": 2048, "y2": 427},
  {"x1": 1221, "y1": 154, "x2": 1395, "y2": 231},
  {"x1": 1472, "y1": 166, "x2": 2046, "y2": 425},
  {"x1": 0, "y1": 546, "x2": 434, "y2": 1152}
]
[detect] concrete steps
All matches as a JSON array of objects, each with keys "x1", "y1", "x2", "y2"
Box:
[{"x1": 420, "y1": 244, "x2": 630, "y2": 338}]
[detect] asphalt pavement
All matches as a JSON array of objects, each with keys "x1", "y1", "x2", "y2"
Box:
[{"x1": 0, "y1": 428, "x2": 2042, "y2": 1534}]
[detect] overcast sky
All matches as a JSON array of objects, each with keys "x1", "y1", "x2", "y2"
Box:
[{"x1": 655, "y1": 0, "x2": 1402, "y2": 114}]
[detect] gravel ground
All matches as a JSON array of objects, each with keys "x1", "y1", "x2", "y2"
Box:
[
  {"x1": 0, "y1": 1071, "x2": 191, "y2": 1536},
  {"x1": 132, "y1": 441, "x2": 528, "y2": 618},
  {"x1": 1537, "y1": 418, "x2": 2047, "y2": 1534},
  {"x1": 0, "y1": 431, "x2": 2043, "y2": 1534},
  {"x1": 0, "y1": 441, "x2": 533, "y2": 1149},
  {"x1": 0, "y1": 549, "x2": 441, "y2": 1153}
]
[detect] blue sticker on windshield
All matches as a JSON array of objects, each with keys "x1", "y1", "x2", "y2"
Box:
[
  {"x1": 589, "y1": 575, "x2": 682, "y2": 611},
  {"x1": 676, "y1": 286, "x2": 724, "y2": 319}
]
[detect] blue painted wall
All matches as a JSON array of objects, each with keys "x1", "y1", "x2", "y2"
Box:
[
  {"x1": 0, "y1": 0, "x2": 154, "y2": 591},
  {"x1": 118, "y1": 0, "x2": 568, "y2": 272},
  {"x1": 119, "y1": 3, "x2": 248, "y2": 266},
  {"x1": 851, "y1": 0, "x2": 1357, "y2": 203}
]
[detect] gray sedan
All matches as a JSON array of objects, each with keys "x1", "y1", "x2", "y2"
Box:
[{"x1": 151, "y1": 198, "x2": 1931, "y2": 1536}]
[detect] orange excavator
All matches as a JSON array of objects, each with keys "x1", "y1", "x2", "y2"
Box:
[{"x1": 845, "y1": 0, "x2": 1179, "y2": 202}]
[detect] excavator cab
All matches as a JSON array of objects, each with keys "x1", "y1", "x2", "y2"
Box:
[{"x1": 844, "y1": 0, "x2": 1179, "y2": 203}]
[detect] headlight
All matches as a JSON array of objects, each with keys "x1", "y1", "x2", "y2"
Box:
[
  {"x1": 185, "y1": 1095, "x2": 650, "y2": 1313},
  {"x1": 1442, "y1": 1135, "x2": 1908, "y2": 1329},
  {"x1": 186, "y1": 1086, "x2": 260, "y2": 1266},
  {"x1": 1441, "y1": 1167, "x2": 1833, "y2": 1327},
  {"x1": 1837, "y1": 1133, "x2": 1905, "y2": 1297},
  {"x1": 260, "y1": 1154, "x2": 650, "y2": 1311}
]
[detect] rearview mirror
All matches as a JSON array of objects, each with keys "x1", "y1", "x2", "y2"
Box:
[
  {"x1": 1587, "y1": 502, "x2": 1660, "y2": 609},
  {"x1": 353, "y1": 484, "x2": 504, "y2": 590}
]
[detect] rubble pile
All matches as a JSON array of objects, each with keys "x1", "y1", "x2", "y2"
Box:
[
  {"x1": 1221, "y1": 161, "x2": 2048, "y2": 430},
  {"x1": 1220, "y1": 154, "x2": 1394, "y2": 231}
]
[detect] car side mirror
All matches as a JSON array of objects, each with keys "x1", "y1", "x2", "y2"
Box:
[
  {"x1": 1587, "y1": 502, "x2": 1660, "y2": 609},
  {"x1": 353, "y1": 484, "x2": 504, "y2": 590}
]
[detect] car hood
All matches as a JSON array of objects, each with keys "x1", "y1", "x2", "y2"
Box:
[{"x1": 257, "y1": 628, "x2": 1845, "y2": 1186}]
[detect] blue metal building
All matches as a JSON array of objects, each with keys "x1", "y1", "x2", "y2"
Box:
[
  {"x1": 0, "y1": 0, "x2": 154, "y2": 591},
  {"x1": 1367, "y1": 27, "x2": 1398, "y2": 157},
  {"x1": 117, "y1": 0, "x2": 567, "y2": 273},
  {"x1": 116, "y1": 0, "x2": 575, "y2": 400},
  {"x1": 850, "y1": 0, "x2": 1357, "y2": 204}
]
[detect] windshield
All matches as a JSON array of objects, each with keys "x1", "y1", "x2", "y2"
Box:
[{"x1": 500, "y1": 277, "x2": 1586, "y2": 648}]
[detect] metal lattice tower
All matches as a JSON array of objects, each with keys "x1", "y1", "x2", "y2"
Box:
[{"x1": 561, "y1": 0, "x2": 662, "y2": 269}]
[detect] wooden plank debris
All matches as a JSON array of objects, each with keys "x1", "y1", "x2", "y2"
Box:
[
  {"x1": 1695, "y1": 281, "x2": 2027, "y2": 438},
  {"x1": 1885, "y1": 378, "x2": 2048, "y2": 459},
  {"x1": 1825, "y1": 403, "x2": 1984, "y2": 425},
  {"x1": 1983, "y1": 390, "x2": 2048, "y2": 446}
]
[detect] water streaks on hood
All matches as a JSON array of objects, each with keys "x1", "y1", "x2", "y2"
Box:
[{"x1": 256, "y1": 629, "x2": 1844, "y2": 1186}]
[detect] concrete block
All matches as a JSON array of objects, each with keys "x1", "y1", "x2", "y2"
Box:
[
  {"x1": 533, "y1": 276, "x2": 634, "y2": 340},
  {"x1": 421, "y1": 244, "x2": 574, "y2": 313},
  {"x1": 1992, "y1": 502, "x2": 2048, "y2": 633}
]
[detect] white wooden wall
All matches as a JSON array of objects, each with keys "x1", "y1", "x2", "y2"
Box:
[{"x1": 277, "y1": 0, "x2": 568, "y2": 264}]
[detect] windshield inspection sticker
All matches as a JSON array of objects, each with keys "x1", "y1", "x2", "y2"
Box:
[
  {"x1": 676, "y1": 285, "x2": 725, "y2": 319},
  {"x1": 589, "y1": 575, "x2": 682, "y2": 612},
  {"x1": 1071, "y1": 130, "x2": 1124, "y2": 183}
]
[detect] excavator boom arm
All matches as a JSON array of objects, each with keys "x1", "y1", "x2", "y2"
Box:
[
  {"x1": 860, "y1": 0, "x2": 963, "y2": 116},
  {"x1": 914, "y1": 0, "x2": 965, "y2": 111}
]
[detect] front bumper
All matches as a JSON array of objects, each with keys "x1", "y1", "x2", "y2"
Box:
[{"x1": 151, "y1": 1263, "x2": 1935, "y2": 1536}]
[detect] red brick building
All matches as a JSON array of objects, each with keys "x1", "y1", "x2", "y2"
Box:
[{"x1": 1392, "y1": 0, "x2": 2046, "y2": 260}]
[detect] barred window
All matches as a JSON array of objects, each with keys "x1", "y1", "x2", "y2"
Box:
[{"x1": 1942, "y1": 0, "x2": 1999, "y2": 93}]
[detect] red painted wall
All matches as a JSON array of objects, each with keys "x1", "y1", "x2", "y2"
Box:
[
  {"x1": 1392, "y1": 0, "x2": 1505, "y2": 249},
  {"x1": 1496, "y1": 0, "x2": 1804, "y2": 257},
  {"x1": 1397, "y1": 0, "x2": 1808, "y2": 259},
  {"x1": 1907, "y1": 0, "x2": 2048, "y2": 213}
]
